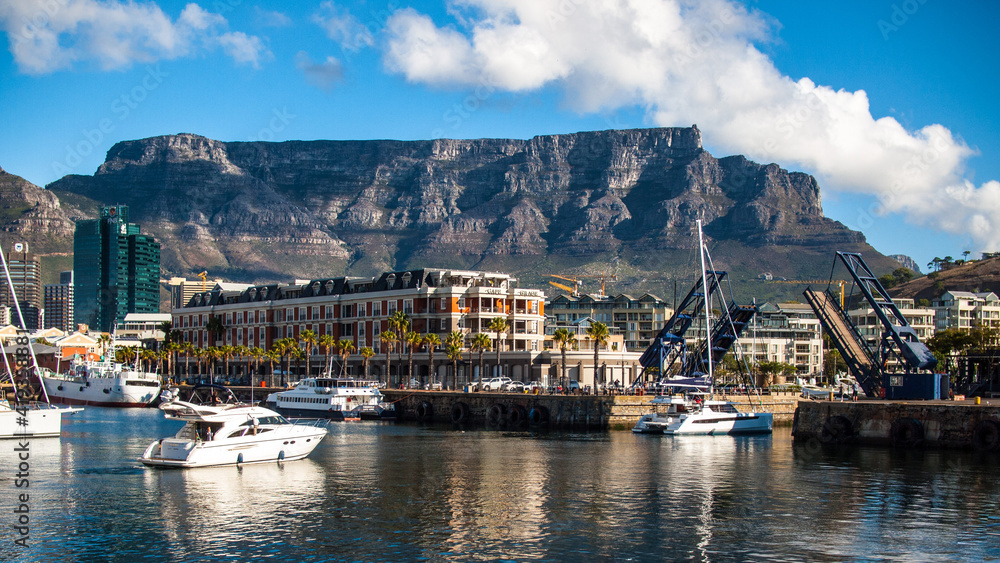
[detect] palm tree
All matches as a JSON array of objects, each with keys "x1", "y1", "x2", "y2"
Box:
[
  {"x1": 298, "y1": 329, "x2": 318, "y2": 378},
  {"x1": 405, "y1": 330, "x2": 422, "y2": 387},
  {"x1": 218, "y1": 345, "x2": 235, "y2": 380},
  {"x1": 192, "y1": 346, "x2": 205, "y2": 376},
  {"x1": 273, "y1": 338, "x2": 298, "y2": 386},
  {"x1": 97, "y1": 333, "x2": 113, "y2": 358},
  {"x1": 205, "y1": 316, "x2": 226, "y2": 346},
  {"x1": 264, "y1": 349, "x2": 281, "y2": 386},
  {"x1": 116, "y1": 345, "x2": 137, "y2": 366},
  {"x1": 204, "y1": 347, "x2": 221, "y2": 380},
  {"x1": 553, "y1": 328, "x2": 573, "y2": 394},
  {"x1": 388, "y1": 311, "x2": 410, "y2": 367},
  {"x1": 586, "y1": 321, "x2": 610, "y2": 393},
  {"x1": 248, "y1": 347, "x2": 265, "y2": 384},
  {"x1": 163, "y1": 341, "x2": 180, "y2": 380},
  {"x1": 487, "y1": 316, "x2": 508, "y2": 378},
  {"x1": 337, "y1": 339, "x2": 356, "y2": 377},
  {"x1": 319, "y1": 334, "x2": 337, "y2": 374},
  {"x1": 471, "y1": 332, "x2": 491, "y2": 383},
  {"x1": 381, "y1": 331, "x2": 397, "y2": 387},
  {"x1": 157, "y1": 321, "x2": 173, "y2": 342},
  {"x1": 360, "y1": 346, "x2": 375, "y2": 379},
  {"x1": 156, "y1": 348, "x2": 169, "y2": 375},
  {"x1": 445, "y1": 331, "x2": 464, "y2": 388},
  {"x1": 446, "y1": 342, "x2": 463, "y2": 391},
  {"x1": 140, "y1": 348, "x2": 156, "y2": 373},
  {"x1": 423, "y1": 333, "x2": 441, "y2": 387}
]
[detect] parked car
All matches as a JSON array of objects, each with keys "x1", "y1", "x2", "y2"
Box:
[
  {"x1": 504, "y1": 381, "x2": 526, "y2": 393},
  {"x1": 481, "y1": 377, "x2": 513, "y2": 391},
  {"x1": 526, "y1": 381, "x2": 545, "y2": 393}
]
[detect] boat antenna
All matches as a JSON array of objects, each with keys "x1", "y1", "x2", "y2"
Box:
[
  {"x1": 697, "y1": 220, "x2": 713, "y2": 395},
  {"x1": 0, "y1": 243, "x2": 52, "y2": 403}
]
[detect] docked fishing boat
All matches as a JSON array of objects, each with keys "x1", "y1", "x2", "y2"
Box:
[
  {"x1": 139, "y1": 385, "x2": 328, "y2": 468},
  {"x1": 265, "y1": 377, "x2": 395, "y2": 421},
  {"x1": 40, "y1": 355, "x2": 161, "y2": 407}
]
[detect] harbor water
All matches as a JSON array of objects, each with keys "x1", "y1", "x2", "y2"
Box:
[{"x1": 1, "y1": 408, "x2": 998, "y2": 562}]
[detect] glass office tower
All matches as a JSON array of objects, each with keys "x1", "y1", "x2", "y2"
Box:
[{"x1": 74, "y1": 206, "x2": 161, "y2": 332}]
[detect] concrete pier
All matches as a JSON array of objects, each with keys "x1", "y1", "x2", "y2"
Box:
[{"x1": 792, "y1": 398, "x2": 1000, "y2": 450}]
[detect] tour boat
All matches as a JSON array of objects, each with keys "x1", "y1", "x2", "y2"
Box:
[
  {"x1": 662, "y1": 399, "x2": 773, "y2": 435},
  {"x1": 265, "y1": 377, "x2": 396, "y2": 421},
  {"x1": 139, "y1": 385, "x2": 328, "y2": 468},
  {"x1": 632, "y1": 394, "x2": 696, "y2": 434},
  {"x1": 40, "y1": 356, "x2": 161, "y2": 407}
]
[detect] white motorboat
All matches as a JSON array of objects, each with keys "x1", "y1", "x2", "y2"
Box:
[
  {"x1": 139, "y1": 386, "x2": 328, "y2": 468},
  {"x1": 41, "y1": 353, "x2": 161, "y2": 408},
  {"x1": 265, "y1": 377, "x2": 395, "y2": 421},
  {"x1": 662, "y1": 399, "x2": 773, "y2": 436},
  {"x1": 0, "y1": 399, "x2": 82, "y2": 439}
]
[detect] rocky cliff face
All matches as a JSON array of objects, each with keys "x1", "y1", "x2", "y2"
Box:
[
  {"x1": 43, "y1": 127, "x2": 891, "y2": 296},
  {"x1": 0, "y1": 166, "x2": 75, "y2": 254}
]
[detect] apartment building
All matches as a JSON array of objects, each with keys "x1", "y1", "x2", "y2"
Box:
[
  {"x1": 738, "y1": 302, "x2": 824, "y2": 379},
  {"x1": 931, "y1": 291, "x2": 1000, "y2": 332},
  {"x1": 547, "y1": 293, "x2": 673, "y2": 351}
]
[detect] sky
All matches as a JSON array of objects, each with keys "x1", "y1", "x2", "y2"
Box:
[{"x1": 0, "y1": 0, "x2": 997, "y2": 273}]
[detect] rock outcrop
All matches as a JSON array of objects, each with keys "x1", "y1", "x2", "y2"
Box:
[
  {"x1": 0, "y1": 166, "x2": 75, "y2": 254},
  {"x1": 42, "y1": 127, "x2": 896, "y2": 296}
]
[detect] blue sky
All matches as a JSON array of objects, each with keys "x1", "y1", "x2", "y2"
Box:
[{"x1": 1, "y1": 0, "x2": 997, "y2": 273}]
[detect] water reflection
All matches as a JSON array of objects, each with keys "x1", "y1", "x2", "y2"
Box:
[{"x1": 3, "y1": 409, "x2": 999, "y2": 562}]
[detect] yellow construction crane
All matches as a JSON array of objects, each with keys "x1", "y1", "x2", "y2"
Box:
[
  {"x1": 548, "y1": 272, "x2": 617, "y2": 297},
  {"x1": 197, "y1": 271, "x2": 208, "y2": 292}
]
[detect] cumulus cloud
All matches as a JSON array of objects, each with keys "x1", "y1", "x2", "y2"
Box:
[
  {"x1": 295, "y1": 51, "x2": 343, "y2": 92},
  {"x1": 0, "y1": 0, "x2": 270, "y2": 73},
  {"x1": 383, "y1": 0, "x2": 997, "y2": 250},
  {"x1": 313, "y1": 1, "x2": 374, "y2": 52}
]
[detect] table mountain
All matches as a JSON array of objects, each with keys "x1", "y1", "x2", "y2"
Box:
[{"x1": 43, "y1": 127, "x2": 897, "y2": 300}]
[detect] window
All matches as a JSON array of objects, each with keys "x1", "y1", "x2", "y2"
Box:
[
  {"x1": 358, "y1": 323, "x2": 366, "y2": 339},
  {"x1": 441, "y1": 297, "x2": 447, "y2": 311},
  {"x1": 403, "y1": 299, "x2": 413, "y2": 314},
  {"x1": 373, "y1": 301, "x2": 381, "y2": 316},
  {"x1": 373, "y1": 323, "x2": 381, "y2": 337},
  {"x1": 312, "y1": 306, "x2": 319, "y2": 320},
  {"x1": 387, "y1": 301, "x2": 397, "y2": 315},
  {"x1": 458, "y1": 297, "x2": 466, "y2": 309}
]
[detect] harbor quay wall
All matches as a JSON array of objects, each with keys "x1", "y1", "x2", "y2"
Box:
[
  {"x1": 383, "y1": 390, "x2": 800, "y2": 431},
  {"x1": 792, "y1": 399, "x2": 1000, "y2": 451}
]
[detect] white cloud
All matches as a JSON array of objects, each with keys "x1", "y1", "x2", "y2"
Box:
[
  {"x1": 0, "y1": 0, "x2": 270, "y2": 73},
  {"x1": 383, "y1": 0, "x2": 999, "y2": 251},
  {"x1": 313, "y1": 1, "x2": 373, "y2": 52},
  {"x1": 254, "y1": 7, "x2": 292, "y2": 28},
  {"x1": 295, "y1": 51, "x2": 343, "y2": 92}
]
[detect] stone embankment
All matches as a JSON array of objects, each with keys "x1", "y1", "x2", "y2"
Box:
[
  {"x1": 383, "y1": 389, "x2": 799, "y2": 431},
  {"x1": 792, "y1": 398, "x2": 1000, "y2": 451}
]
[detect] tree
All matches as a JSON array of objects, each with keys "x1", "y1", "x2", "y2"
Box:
[
  {"x1": 552, "y1": 328, "x2": 573, "y2": 393},
  {"x1": 360, "y1": 346, "x2": 375, "y2": 379},
  {"x1": 756, "y1": 361, "x2": 795, "y2": 388},
  {"x1": 264, "y1": 349, "x2": 281, "y2": 386},
  {"x1": 319, "y1": 334, "x2": 337, "y2": 375},
  {"x1": 445, "y1": 331, "x2": 464, "y2": 388},
  {"x1": 446, "y1": 342, "x2": 464, "y2": 391},
  {"x1": 388, "y1": 311, "x2": 410, "y2": 367},
  {"x1": 97, "y1": 333, "x2": 113, "y2": 358},
  {"x1": 381, "y1": 331, "x2": 397, "y2": 387},
  {"x1": 140, "y1": 348, "x2": 156, "y2": 372},
  {"x1": 586, "y1": 321, "x2": 610, "y2": 393},
  {"x1": 163, "y1": 341, "x2": 180, "y2": 380},
  {"x1": 299, "y1": 329, "x2": 318, "y2": 378},
  {"x1": 203, "y1": 347, "x2": 221, "y2": 379},
  {"x1": 218, "y1": 345, "x2": 235, "y2": 380},
  {"x1": 471, "y1": 333, "x2": 491, "y2": 383},
  {"x1": 405, "y1": 331, "x2": 423, "y2": 386},
  {"x1": 205, "y1": 316, "x2": 226, "y2": 346},
  {"x1": 273, "y1": 338, "x2": 298, "y2": 386},
  {"x1": 337, "y1": 339, "x2": 356, "y2": 377},
  {"x1": 423, "y1": 333, "x2": 441, "y2": 387},
  {"x1": 487, "y1": 316, "x2": 509, "y2": 378},
  {"x1": 248, "y1": 347, "x2": 265, "y2": 383},
  {"x1": 157, "y1": 321, "x2": 174, "y2": 343}
]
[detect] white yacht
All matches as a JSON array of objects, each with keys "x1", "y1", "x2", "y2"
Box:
[
  {"x1": 0, "y1": 399, "x2": 82, "y2": 438},
  {"x1": 265, "y1": 377, "x2": 395, "y2": 421},
  {"x1": 662, "y1": 399, "x2": 773, "y2": 436},
  {"x1": 40, "y1": 356, "x2": 161, "y2": 407},
  {"x1": 139, "y1": 386, "x2": 328, "y2": 468}
]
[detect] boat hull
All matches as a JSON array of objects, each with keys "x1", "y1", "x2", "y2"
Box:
[
  {"x1": 42, "y1": 376, "x2": 159, "y2": 408},
  {"x1": 268, "y1": 403, "x2": 396, "y2": 421},
  {"x1": 139, "y1": 427, "x2": 327, "y2": 468},
  {"x1": 0, "y1": 404, "x2": 83, "y2": 439},
  {"x1": 664, "y1": 412, "x2": 773, "y2": 436}
]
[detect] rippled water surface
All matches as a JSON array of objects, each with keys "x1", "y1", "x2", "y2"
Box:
[{"x1": 1, "y1": 408, "x2": 998, "y2": 562}]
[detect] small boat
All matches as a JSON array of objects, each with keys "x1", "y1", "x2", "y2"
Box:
[
  {"x1": 139, "y1": 385, "x2": 328, "y2": 468},
  {"x1": 0, "y1": 398, "x2": 82, "y2": 439},
  {"x1": 265, "y1": 377, "x2": 396, "y2": 421},
  {"x1": 662, "y1": 398, "x2": 773, "y2": 436}
]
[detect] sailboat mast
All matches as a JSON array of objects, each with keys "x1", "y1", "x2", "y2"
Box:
[
  {"x1": 0, "y1": 243, "x2": 53, "y2": 403},
  {"x1": 697, "y1": 220, "x2": 713, "y2": 394}
]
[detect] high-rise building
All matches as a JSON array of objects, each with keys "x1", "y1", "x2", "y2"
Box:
[
  {"x1": 1, "y1": 242, "x2": 41, "y2": 329},
  {"x1": 44, "y1": 270, "x2": 74, "y2": 332},
  {"x1": 73, "y1": 205, "x2": 161, "y2": 332}
]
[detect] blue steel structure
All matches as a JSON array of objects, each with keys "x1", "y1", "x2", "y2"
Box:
[{"x1": 804, "y1": 252, "x2": 939, "y2": 399}]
